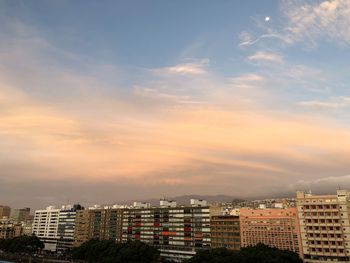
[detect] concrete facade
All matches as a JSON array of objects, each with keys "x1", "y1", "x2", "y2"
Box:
[
  {"x1": 297, "y1": 190, "x2": 350, "y2": 263},
  {"x1": 240, "y1": 207, "x2": 302, "y2": 258}
]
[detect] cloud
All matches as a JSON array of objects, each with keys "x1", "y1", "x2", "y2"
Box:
[
  {"x1": 300, "y1": 96, "x2": 350, "y2": 110},
  {"x1": 248, "y1": 51, "x2": 284, "y2": 64},
  {"x1": 238, "y1": 0, "x2": 350, "y2": 49},
  {"x1": 152, "y1": 59, "x2": 209, "y2": 76},
  {"x1": 1, "y1": 17, "x2": 350, "y2": 208},
  {"x1": 238, "y1": 31, "x2": 285, "y2": 47},
  {"x1": 283, "y1": 0, "x2": 350, "y2": 46},
  {"x1": 293, "y1": 174, "x2": 350, "y2": 193}
]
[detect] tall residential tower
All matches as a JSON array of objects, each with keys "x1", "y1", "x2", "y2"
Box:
[{"x1": 297, "y1": 190, "x2": 350, "y2": 263}]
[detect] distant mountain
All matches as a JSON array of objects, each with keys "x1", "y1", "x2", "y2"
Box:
[{"x1": 124, "y1": 195, "x2": 245, "y2": 206}]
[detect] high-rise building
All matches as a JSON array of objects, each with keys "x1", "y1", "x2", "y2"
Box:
[
  {"x1": 73, "y1": 209, "x2": 90, "y2": 247},
  {"x1": 57, "y1": 204, "x2": 83, "y2": 252},
  {"x1": 122, "y1": 199, "x2": 211, "y2": 262},
  {"x1": 240, "y1": 207, "x2": 302, "y2": 258},
  {"x1": 297, "y1": 190, "x2": 350, "y2": 263},
  {"x1": 210, "y1": 215, "x2": 240, "y2": 250},
  {"x1": 73, "y1": 206, "x2": 124, "y2": 247},
  {"x1": 11, "y1": 207, "x2": 30, "y2": 223},
  {"x1": 32, "y1": 206, "x2": 60, "y2": 251},
  {"x1": 0, "y1": 205, "x2": 11, "y2": 219},
  {"x1": 33, "y1": 204, "x2": 83, "y2": 252}
]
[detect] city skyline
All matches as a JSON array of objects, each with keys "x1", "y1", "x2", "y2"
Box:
[{"x1": 1, "y1": 0, "x2": 350, "y2": 209}]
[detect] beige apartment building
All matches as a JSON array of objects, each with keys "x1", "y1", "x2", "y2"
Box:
[
  {"x1": 297, "y1": 190, "x2": 350, "y2": 263},
  {"x1": 240, "y1": 207, "x2": 302, "y2": 258},
  {"x1": 73, "y1": 206, "x2": 124, "y2": 247},
  {"x1": 0, "y1": 218, "x2": 22, "y2": 239},
  {"x1": 210, "y1": 215, "x2": 240, "y2": 250},
  {"x1": 0, "y1": 205, "x2": 11, "y2": 219}
]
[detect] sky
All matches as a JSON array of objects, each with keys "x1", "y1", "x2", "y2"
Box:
[{"x1": 1, "y1": 0, "x2": 350, "y2": 209}]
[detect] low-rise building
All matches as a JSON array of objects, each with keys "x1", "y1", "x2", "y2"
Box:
[{"x1": 0, "y1": 218, "x2": 23, "y2": 239}]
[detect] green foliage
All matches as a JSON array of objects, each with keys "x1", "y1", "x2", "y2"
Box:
[
  {"x1": 187, "y1": 244, "x2": 303, "y2": 263},
  {"x1": 0, "y1": 235, "x2": 44, "y2": 254},
  {"x1": 72, "y1": 239, "x2": 160, "y2": 263}
]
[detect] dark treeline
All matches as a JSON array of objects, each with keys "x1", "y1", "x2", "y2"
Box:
[
  {"x1": 72, "y1": 239, "x2": 160, "y2": 263},
  {"x1": 0, "y1": 235, "x2": 44, "y2": 254},
  {"x1": 0, "y1": 237, "x2": 303, "y2": 263},
  {"x1": 186, "y1": 244, "x2": 303, "y2": 263}
]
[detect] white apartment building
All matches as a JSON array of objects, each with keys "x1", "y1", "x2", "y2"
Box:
[
  {"x1": 32, "y1": 206, "x2": 60, "y2": 251},
  {"x1": 32, "y1": 204, "x2": 83, "y2": 252},
  {"x1": 297, "y1": 190, "x2": 350, "y2": 263}
]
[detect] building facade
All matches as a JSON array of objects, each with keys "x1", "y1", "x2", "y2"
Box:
[
  {"x1": 240, "y1": 207, "x2": 302, "y2": 257},
  {"x1": 73, "y1": 206, "x2": 124, "y2": 247},
  {"x1": 0, "y1": 205, "x2": 11, "y2": 219},
  {"x1": 297, "y1": 190, "x2": 350, "y2": 263},
  {"x1": 122, "y1": 199, "x2": 211, "y2": 262},
  {"x1": 210, "y1": 215, "x2": 240, "y2": 250},
  {"x1": 22, "y1": 215, "x2": 34, "y2": 236},
  {"x1": 73, "y1": 209, "x2": 91, "y2": 247},
  {"x1": 11, "y1": 207, "x2": 30, "y2": 223},
  {"x1": 33, "y1": 204, "x2": 82, "y2": 252},
  {"x1": 32, "y1": 206, "x2": 60, "y2": 251},
  {"x1": 0, "y1": 218, "x2": 22, "y2": 239},
  {"x1": 57, "y1": 204, "x2": 83, "y2": 252}
]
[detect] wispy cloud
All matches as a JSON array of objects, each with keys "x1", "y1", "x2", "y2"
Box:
[
  {"x1": 248, "y1": 51, "x2": 284, "y2": 64},
  {"x1": 238, "y1": 0, "x2": 350, "y2": 51},
  {"x1": 238, "y1": 31, "x2": 285, "y2": 47},
  {"x1": 300, "y1": 96, "x2": 350, "y2": 110},
  {"x1": 152, "y1": 59, "x2": 209, "y2": 76},
  {"x1": 283, "y1": 0, "x2": 350, "y2": 46}
]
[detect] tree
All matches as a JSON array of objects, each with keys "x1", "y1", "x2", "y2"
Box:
[
  {"x1": 186, "y1": 244, "x2": 303, "y2": 263},
  {"x1": 72, "y1": 239, "x2": 160, "y2": 263},
  {"x1": 0, "y1": 235, "x2": 44, "y2": 254}
]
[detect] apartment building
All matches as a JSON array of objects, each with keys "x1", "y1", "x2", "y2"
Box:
[
  {"x1": 297, "y1": 190, "x2": 350, "y2": 263},
  {"x1": 73, "y1": 209, "x2": 91, "y2": 247},
  {"x1": 22, "y1": 215, "x2": 34, "y2": 236},
  {"x1": 33, "y1": 204, "x2": 82, "y2": 252},
  {"x1": 0, "y1": 205, "x2": 11, "y2": 219},
  {"x1": 11, "y1": 207, "x2": 30, "y2": 223},
  {"x1": 0, "y1": 218, "x2": 22, "y2": 239},
  {"x1": 210, "y1": 215, "x2": 240, "y2": 250},
  {"x1": 56, "y1": 204, "x2": 83, "y2": 252},
  {"x1": 122, "y1": 199, "x2": 211, "y2": 262},
  {"x1": 73, "y1": 205, "x2": 124, "y2": 247},
  {"x1": 32, "y1": 206, "x2": 60, "y2": 251},
  {"x1": 240, "y1": 207, "x2": 302, "y2": 257}
]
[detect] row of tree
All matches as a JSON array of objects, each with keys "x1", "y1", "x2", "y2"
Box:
[
  {"x1": 0, "y1": 236, "x2": 303, "y2": 263},
  {"x1": 0, "y1": 235, "x2": 44, "y2": 254},
  {"x1": 186, "y1": 244, "x2": 303, "y2": 263},
  {"x1": 72, "y1": 239, "x2": 160, "y2": 263}
]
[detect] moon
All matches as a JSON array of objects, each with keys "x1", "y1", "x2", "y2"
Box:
[{"x1": 265, "y1": 16, "x2": 270, "y2": 22}]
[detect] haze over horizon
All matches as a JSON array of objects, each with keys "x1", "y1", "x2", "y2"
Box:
[{"x1": 1, "y1": 0, "x2": 350, "y2": 209}]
